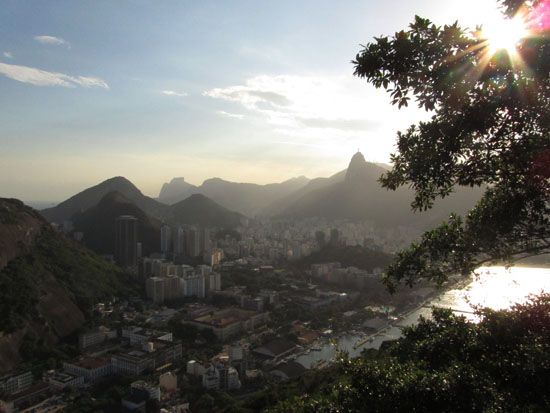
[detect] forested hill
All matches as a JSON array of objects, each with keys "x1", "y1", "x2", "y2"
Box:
[{"x1": 0, "y1": 198, "x2": 138, "y2": 373}]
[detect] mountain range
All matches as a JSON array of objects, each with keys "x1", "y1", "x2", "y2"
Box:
[
  {"x1": 41, "y1": 176, "x2": 169, "y2": 224},
  {"x1": 158, "y1": 176, "x2": 310, "y2": 216},
  {"x1": 39, "y1": 152, "x2": 484, "y2": 237},
  {"x1": 268, "y1": 152, "x2": 484, "y2": 229}
]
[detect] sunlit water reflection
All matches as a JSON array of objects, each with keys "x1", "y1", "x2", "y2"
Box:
[{"x1": 295, "y1": 266, "x2": 550, "y2": 368}]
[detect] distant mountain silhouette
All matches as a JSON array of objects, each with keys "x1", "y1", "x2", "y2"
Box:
[
  {"x1": 167, "y1": 193, "x2": 245, "y2": 228},
  {"x1": 72, "y1": 191, "x2": 161, "y2": 256},
  {"x1": 271, "y1": 151, "x2": 483, "y2": 229},
  {"x1": 262, "y1": 170, "x2": 346, "y2": 216},
  {"x1": 158, "y1": 177, "x2": 199, "y2": 204},
  {"x1": 41, "y1": 176, "x2": 245, "y2": 233},
  {"x1": 41, "y1": 176, "x2": 169, "y2": 223},
  {"x1": 158, "y1": 176, "x2": 310, "y2": 216}
]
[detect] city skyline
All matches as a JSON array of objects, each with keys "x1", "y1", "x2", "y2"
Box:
[{"x1": 1, "y1": 0, "x2": 510, "y2": 202}]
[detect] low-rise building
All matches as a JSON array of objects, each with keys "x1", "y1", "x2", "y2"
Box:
[
  {"x1": 270, "y1": 361, "x2": 307, "y2": 382},
  {"x1": 252, "y1": 339, "x2": 299, "y2": 363},
  {"x1": 122, "y1": 327, "x2": 172, "y2": 345},
  {"x1": 78, "y1": 326, "x2": 118, "y2": 350},
  {"x1": 0, "y1": 371, "x2": 33, "y2": 396},
  {"x1": 47, "y1": 372, "x2": 84, "y2": 389},
  {"x1": 201, "y1": 365, "x2": 220, "y2": 390},
  {"x1": 186, "y1": 360, "x2": 205, "y2": 377},
  {"x1": 131, "y1": 381, "x2": 160, "y2": 401},
  {"x1": 112, "y1": 339, "x2": 182, "y2": 376},
  {"x1": 184, "y1": 307, "x2": 269, "y2": 341},
  {"x1": 63, "y1": 357, "x2": 112, "y2": 383},
  {"x1": 0, "y1": 382, "x2": 51, "y2": 413}
]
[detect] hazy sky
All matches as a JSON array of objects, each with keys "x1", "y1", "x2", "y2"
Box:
[{"x1": 0, "y1": 0, "x2": 507, "y2": 202}]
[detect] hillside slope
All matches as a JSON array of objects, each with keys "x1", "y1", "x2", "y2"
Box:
[
  {"x1": 0, "y1": 198, "x2": 137, "y2": 373},
  {"x1": 72, "y1": 191, "x2": 161, "y2": 257},
  {"x1": 41, "y1": 176, "x2": 169, "y2": 223},
  {"x1": 167, "y1": 193, "x2": 245, "y2": 228},
  {"x1": 275, "y1": 152, "x2": 483, "y2": 229}
]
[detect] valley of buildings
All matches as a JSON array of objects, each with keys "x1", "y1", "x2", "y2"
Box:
[{"x1": 1, "y1": 214, "x2": 427, "y2": 413}]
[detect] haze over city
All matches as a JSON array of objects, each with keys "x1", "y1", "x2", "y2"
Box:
[
  {"x1": 0, "y1": 1, "x2": 548, "y2": 411},
  {"x1": 1, "y1": 0, "x2": 513, "y2": 202}
]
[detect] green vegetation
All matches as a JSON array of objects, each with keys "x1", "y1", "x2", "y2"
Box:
[
  {"x1": 269, "y1": 294, "x2": 550, "y2": 412},
  {"x1": 166, "y1": 316, "x2": 222, "y2": 359},
  {"x1": 0, "y1": 227, "x2": 139, "y2": 332},
  {"x1": 222, "y1": 268, "x2": 286, "y2": 294},
  {"x1": 37, "y1": 229, "x2": 139, "y2": 307},
  {"x1": 353, "y1": 0, "x2": 549, "y2": 290},
  {"x1": 294, "y1": 245, "x2": 393, "y2": 272},
  {"x1": 259, "y1": 3, "x2": 549, "y2": 411}
]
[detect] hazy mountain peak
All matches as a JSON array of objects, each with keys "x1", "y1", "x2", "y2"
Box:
[
  {"x1": 97, "y1": 190, "x2": 131, "y2": 206},
  {"x1": 345, "y1": 151, "x2": 369, "y2": 182},
  {"x1": 41, "y1": 176, "x2": 167, "y2": 223},
  {"x1": 158, "y1": 177, "x2": 198, "y2": 202},
  {"x1": 282, "y1": 176, "x2": 310, "y2": 184}
]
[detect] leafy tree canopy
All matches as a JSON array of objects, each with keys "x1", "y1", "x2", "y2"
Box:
[
  {"x1": 270, "y1": 294, "x2": 550, "y2": 412},
  {"x1": 353, "y1": 0, "x2": 549, "y2": 290}
]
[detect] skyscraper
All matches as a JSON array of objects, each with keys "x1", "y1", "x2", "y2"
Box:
[
  {"x1": 173, "y1": 226, "x2": 186, "y2": 256},
  {"x1": 200, "y1": 228, "x2": 211, "y2": 254},
  {"x1": 115, "y1": 215, "x2": 138, "y2": 272},
  {"x1": 186, "y1": 227, "x2": 200, "y2": 257},
  {"x1": 160, "y1": 224, "x2": 172, "y2": 256}
]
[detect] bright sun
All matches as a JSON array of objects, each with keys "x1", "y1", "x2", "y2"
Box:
[{"x1": 482, "y1": 16, "x2": 529, "y2": 55}]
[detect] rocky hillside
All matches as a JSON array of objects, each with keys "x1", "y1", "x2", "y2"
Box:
[
  {"x1": 158, "y1": 177, "x2": 199, "y2": 204},
  {"x1": 0, "y1": 198, "x2": 137, "y2": 373}
]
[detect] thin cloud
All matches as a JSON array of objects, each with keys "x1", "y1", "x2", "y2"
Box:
[
  {"x1": 204, "y1": 84, "x2": 291, "y2": 110},
  {"x1": 217, "y1": 110, "x2": 244, "y2": 119},
  {"x1": 203, "y1": 75, "x2": 383, "y2": 132},
  {"x1": 0, "y1": 61, "x2": 109, "y2": 89},
  {"x1": 205, "y1": 74, "x2": 428, "y2": 161},
  {"x1": 3, "y1": 51, "x2": 13, "y2": 59},
  {"x1": 297, "y1": 117, "x2": 380, "y2": 131},
  {"x1": 162, "y1": 90, "x2": 188, "y2": 97},
  {"x1": 34, "y1": 35, "x2": 71, "y2": 48}
]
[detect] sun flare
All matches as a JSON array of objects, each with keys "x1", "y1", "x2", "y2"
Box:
[{"x1": 482, "y1": 15, "x2": 529, "y2": 55}]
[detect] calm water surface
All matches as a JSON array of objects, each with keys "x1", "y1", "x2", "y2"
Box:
[{"x1": 296, "y1": 266, "x2": 550, "y2": 368}]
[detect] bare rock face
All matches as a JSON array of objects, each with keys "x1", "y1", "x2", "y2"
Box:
[{"x1": 158, "y1": 177, "x2": 198, "y2": 203}]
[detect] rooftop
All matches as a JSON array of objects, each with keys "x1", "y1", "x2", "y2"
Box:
[
  {"x1": 193, "y1": 307, "x2": 259, "y2": 328},
  {"x1": 68, "y1": 357, "x2": 110, "y2": 370},
  {"x1": 253, "y1": 338, "x2": 298, "y2": 358},
  {"x1": 270, "y1": 361, "x2": 307, "y2": 379}
]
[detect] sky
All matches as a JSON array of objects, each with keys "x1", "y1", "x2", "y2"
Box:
[{"x1": 0, "y1": 0, "x2": 509, "y2": 202}]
